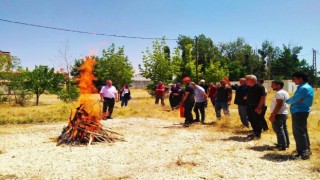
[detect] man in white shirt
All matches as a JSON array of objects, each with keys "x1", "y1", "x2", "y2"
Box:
[
  {"x1": 269, "y1": 80, "x2": 290, "y2": 150},
  {"x1": 99, "y1": 80, "x2": 118, "y2": 119},
  {"x1": 191, "y1": 82, "x2": 207, "y2": 124}
]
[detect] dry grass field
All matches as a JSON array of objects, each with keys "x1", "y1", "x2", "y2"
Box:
[{"x1": 0, "y1": 88, "x2": 319, "y2": 179}]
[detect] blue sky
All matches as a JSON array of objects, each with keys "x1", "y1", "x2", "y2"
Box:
[{"x1": 1, "y1": 0, "x2": 319, "y2": 73}]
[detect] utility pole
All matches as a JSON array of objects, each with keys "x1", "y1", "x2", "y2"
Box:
[
  {"x1": 312, "y1": 49, "x2": 317, "y2": 89},
  {"x1": 195, "y1": 36, "x2": 199, "y2": 83}
]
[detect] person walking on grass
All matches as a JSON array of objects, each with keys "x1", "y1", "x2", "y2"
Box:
[
  {"x1": 99, "y1": 80, "x2": 118, "y2": 119},
  {"x1": 191, "y1": 82, "x2": 208, "y2": 124},
  {"x1": 269, "y1": 80, "x2": 290, "y2": 151},
  {"x1": 119, "y1": 84, "x2": 131, "y2": 107},
  {"x1": 214, "y1": 80, "x2": 232, "y2": 120},
  {"x1": 286, "y1": 72, "x2": 314, "y2": 160},
  {"x1": 155, "y1": 81, "x2": 166, "y2": 106},
  {"x1": 180, "y1": 77, "x2": 195, "y2": 127},
  {"x1": 245, "y1": 75, "x2": 266, "y2": 140}
]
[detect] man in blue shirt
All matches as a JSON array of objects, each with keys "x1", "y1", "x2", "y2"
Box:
[{"x1": 286, "y1": 72, "x2": 314, "y2": 160}]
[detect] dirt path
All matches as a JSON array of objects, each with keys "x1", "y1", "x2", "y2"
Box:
[{"x1": 0, "y1": 118, "x2": 319, "y2": 179}]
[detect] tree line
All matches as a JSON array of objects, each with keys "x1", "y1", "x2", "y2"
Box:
[
  {"x1": 139, "y1": 35, "x2": 318, "y2": 88},
  {"x1": 0, "y1": 35, "x2": 318, "y2": 106}
]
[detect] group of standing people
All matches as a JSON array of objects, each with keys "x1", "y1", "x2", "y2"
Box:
[
  {"x1": 101, "y1": 71, "x2": 314, "y2": 161},
  {"x1": 223, "y1": 72, "x2": 314, "y2": 160},
  {"x1": 178, "y1": 71, "x2": 314, "y2": 160}
]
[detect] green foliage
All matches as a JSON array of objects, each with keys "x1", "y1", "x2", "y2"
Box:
[
  {"x1": 139, "y1": 38, "x2": 173, "y2": 84},
  {"x1": 24, "y1": 66, "x2": 66, "y2": 106},
  {"x1": 95, "y1": 44, "x2": 134, "y2": 89},
  {"x1": 270, "y1": 45, "x2": 302, "y2": 79},
  {"x1": 6, "y1": 70, "x2": 33, "y2": 106},
  {"x1": 0, "y1": 90, "x2": 9, "y2": 103},
  {"x1": 220, "y1": 37, "x2": 265, "y2": 80},
  {"x1": 13, "y1": 90, "x2": 33, "y2": 106},
  {"x1": 203, "y1": 62, "x2": 229, "y2": 83},
  {"x1": 0, "y1": 55, "x2": 21, "y2": 71},
  {"x1": 57, "y1": 84, "x2": 80, "y2": 103}
]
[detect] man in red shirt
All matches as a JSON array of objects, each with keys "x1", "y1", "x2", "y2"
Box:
[
  {"x1": 155, "y1": 81, "x2": 166, "y2": 106},
  {"x1": 208, "y1": 82, "x2": 217, "y2": 107}
]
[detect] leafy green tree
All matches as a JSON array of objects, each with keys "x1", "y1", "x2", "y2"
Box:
[
  {"x1": 7, "y1": 70, "x2": 33, "y2": 106},
  {"x1": 171, "y1": 44, "x2": 200, "y2": 82},
  {"x1": 220, "y1": 38, "x2": 265, "y2": 80},
  {"x1": 57, "y1": 84, "x2": 80, "y2": 103},
  {"x1": 95, "y1": 44, "x2": 134, "y2": 89},
  {"x1": 258, "y1": 41, "x2": 277, "y2": 79},
  {"x1": 139, "y1": 38, "x2": 173, "y2": 85},
  {"x1": 203, "y1": 62, "x2": 229, "y2": 83},
  {"x1": 270, "y1": 45, "x2": 302, "y2": 79},
  {"x1": 25, "y1": 65, "x2": 66, "y2": 106}
]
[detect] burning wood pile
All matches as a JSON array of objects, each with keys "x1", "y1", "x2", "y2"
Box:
[
  {"x1": 57, "y1": 104, "x2": 124, "y2": 146},
  {"x1": 57, "y1": 56, "x2": 124, "y2": 146}
]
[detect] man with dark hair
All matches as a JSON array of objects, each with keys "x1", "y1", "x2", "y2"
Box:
[
  {"x1": 269, "y1": 80, "x2": 290, "y2": 150},
  {"x1": 208, "y1": 82, "x2": 217, "y2": 107},
  {"x1": 155, "y1": 81, "x2": 166, "y2": 106},
  {"x1": 245, "y1": 75, "x2": 267, "y2": 140},
  {"x1": 214, "y1": 80, "x2": 232, "y2": 120},
  {"x1": 286, "y1": 72, "x2": 314, "y2": 160},
  {"x1": 180, "y1": 77, "x2": 195, "y2": 127},
  {"x1": 191, "y1": 82, "x2": 207, "y2": 124}
]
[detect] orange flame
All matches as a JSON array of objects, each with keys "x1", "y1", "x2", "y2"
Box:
[
  {"x1": 77, "y1": 56, "x2": 101, "y2": 119},
  {"x1": 78, "y1": 56, "x2": 98, "y2": 94}
]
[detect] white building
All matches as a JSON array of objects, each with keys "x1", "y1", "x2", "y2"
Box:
[{"x1": 131, "y1": 74, "x2": 151, "y2": 89}]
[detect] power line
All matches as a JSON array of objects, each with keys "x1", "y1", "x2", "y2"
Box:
[{"x1": 0, "y1": 18, "x2": 178, "y2": 41}]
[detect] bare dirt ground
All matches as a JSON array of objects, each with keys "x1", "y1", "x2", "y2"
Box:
[{"x1": 0, "y1": 118, "x2": 319, "y2": 180}]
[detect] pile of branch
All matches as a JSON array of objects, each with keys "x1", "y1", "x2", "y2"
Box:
[{"x1": 57, "y1": 104, "x2": 124, "y2": 146}]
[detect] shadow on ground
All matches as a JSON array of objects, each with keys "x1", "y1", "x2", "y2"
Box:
[
  {"x1": 221, "y1": 136, "x2": 248, "y2": 142},
  {"x1": 232, "y1": 129, "x2": 252, "y2": 135},
  {"x1": 260, "y1": 153, "x2": 292, "y2": 162},
  {"x1": 247, "y1": 144, "x2": 276, "y2": 152}
]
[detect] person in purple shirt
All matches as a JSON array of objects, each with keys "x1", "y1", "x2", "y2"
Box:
[{"x1": 286, "y1": 72, "x2": 314, "y2": 160}]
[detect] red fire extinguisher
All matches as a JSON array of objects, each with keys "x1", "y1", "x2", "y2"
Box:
[{"x1": 180, "y1": 105, "x2": 184, "y2": 118}]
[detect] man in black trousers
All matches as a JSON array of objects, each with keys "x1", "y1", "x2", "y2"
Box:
[
  {"x1": 245, "y1": 75, "x2": 267, "y2": 140},
  {"x1": 180, "y1": 77, "x2": 195, "y2": 127}
]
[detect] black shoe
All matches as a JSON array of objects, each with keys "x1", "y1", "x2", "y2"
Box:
[
  {"x1": 193, "y1": 119, "x2": 200, "y2": 122},
  {"x1": 290, "y1": 154, "x2": 302, "y2": 160},
  {"x1": 183, "y1": 123, "x2": 189, "y2": 127},
  {"x1": 106, "y1": 116, "x2": 113, "y2": 119},
  {"x1": 290, "y1": 152, "x2": 310, "y2": 160},
  {"x1": 277, "y1": 146, "x2": 286, "y2": 151},
  {"x1": 247, "y1": 133, "x2": 261, "y2": 140}
]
